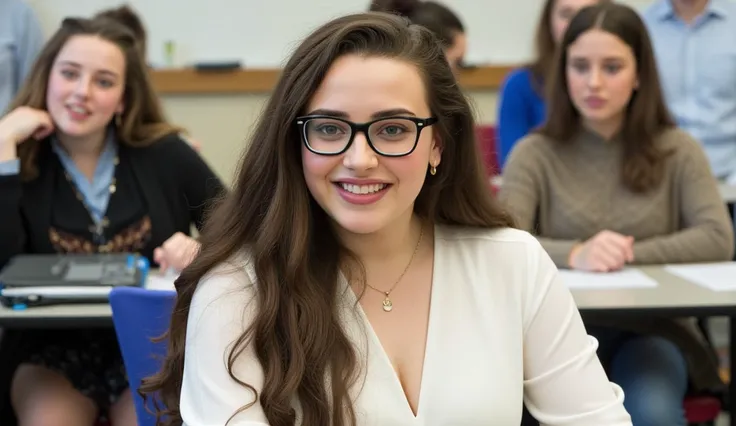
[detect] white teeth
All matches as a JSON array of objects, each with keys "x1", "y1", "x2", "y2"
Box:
[
  {"x1": 68, "y1": 105, "x2": 88, "y2": 114},
  {"x1": 340, "y1": 183, "x2": 387, "y2": 194}
]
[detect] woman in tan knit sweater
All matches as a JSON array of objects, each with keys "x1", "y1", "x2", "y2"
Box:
[{"x1": 500, "y1": 3, "x2": 734, "y2": 426}]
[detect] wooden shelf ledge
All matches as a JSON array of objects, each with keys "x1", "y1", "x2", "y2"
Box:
[{"x1": 149, "y1": 65, "x2": 516, "y2": 95}]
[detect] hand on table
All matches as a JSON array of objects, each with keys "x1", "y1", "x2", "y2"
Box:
[{"x1": 568, "y1": 230, "x2": 634, "y2": 272}]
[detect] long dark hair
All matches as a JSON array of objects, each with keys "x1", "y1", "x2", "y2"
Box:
[
  {"x1": 7, "y1": 17, "x2": 178, "y2": 181},
  {"x1": 541, "y1": 2, "x2": 675, "y2": 193},
  {"x1": 141, "y1": 11, "x2": 513, "y2": 426},
  {"x1": 369, "y1": 0, "x2": 464, "y2": 48}
]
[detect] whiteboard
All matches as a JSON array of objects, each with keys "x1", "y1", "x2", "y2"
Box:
[{"x1": 26, "y1": 0, "x2": 656, "y2": 68}]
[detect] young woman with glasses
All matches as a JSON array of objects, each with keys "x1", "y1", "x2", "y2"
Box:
[{"x1": 141, "y1": 11, "x2": 632, "y2": 426}]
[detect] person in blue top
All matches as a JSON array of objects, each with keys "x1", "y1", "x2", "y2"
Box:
[
  {"x1": 0, "y1": 0, "x2": 44, "y2": 114},
  {"x1": 496, "y1": 0, "x2": 604, "y2": 169}
]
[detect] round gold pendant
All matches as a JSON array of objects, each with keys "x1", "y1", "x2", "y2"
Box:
[{"x1": 382, "y1": 298, "x2": 393, "y2": 312}]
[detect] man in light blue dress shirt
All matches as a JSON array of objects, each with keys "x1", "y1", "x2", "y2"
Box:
[
  {"x1": 643, "y1": 0, "x2": 736, "y2": 181},
  {"x1": 0, "y1": 0, "x2": 44, "y2": 114}
]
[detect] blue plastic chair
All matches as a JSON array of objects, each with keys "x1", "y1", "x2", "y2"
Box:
[{"x1": 109, "y1": 287, "x2": 176, "y2": 426}]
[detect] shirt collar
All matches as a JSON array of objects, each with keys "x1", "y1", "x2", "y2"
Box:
[
  {"x1": 51, "y1": 128, "x2": 118, "y2": 163},
  {"x1": 655, "y1": 0, "x2": 728, "y2": 21}
]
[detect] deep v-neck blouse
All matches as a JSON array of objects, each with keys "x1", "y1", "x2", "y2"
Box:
[{"x1": 180, "y1": 226, "x2": 632, "y2": 426}]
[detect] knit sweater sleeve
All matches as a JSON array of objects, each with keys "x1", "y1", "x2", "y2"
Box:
[
  {"x1": 498, "y1": 135, "x2": 580, "y2": 267},
  {"x1": 632, "y1": 130, "x2": 734, "y2": 263}
]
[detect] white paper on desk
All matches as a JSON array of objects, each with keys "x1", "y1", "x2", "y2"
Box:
[
  {"x1": 145, "y1": 270, "x2": 178, "y2": 291},
  {"x1": 664, "y1": 262, "x2": 736, "y2": 292},
  {"x1": 557, "y1": 269, "x2": 658, "y2": 290}
]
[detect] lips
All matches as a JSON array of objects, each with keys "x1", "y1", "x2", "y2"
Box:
[
  {"x1": 584, "y1": 97, "x2": 606, "y2": 108},
  {"x1": 332, "y1": 180, "x2": 393, "y2": 205},
  {"x1": 65, "y1": 104, "x2": 91, "y2": 121}
]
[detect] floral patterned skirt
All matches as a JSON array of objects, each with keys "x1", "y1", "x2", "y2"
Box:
[{"x1": 21, "y1": 328, "x2": 128, "y2": 412}]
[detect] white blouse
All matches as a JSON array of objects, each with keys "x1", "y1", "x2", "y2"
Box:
[{"x1": 180, "y1": 226, "x2": 632, "y2": 425}]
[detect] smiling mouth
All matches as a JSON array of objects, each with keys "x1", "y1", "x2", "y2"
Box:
[
  {"x1": 66, "y1": 105, "x2": 91, "y2": 116},
  {"x1": 336, "y1": 183, "x2": 390, "y2": 194}
]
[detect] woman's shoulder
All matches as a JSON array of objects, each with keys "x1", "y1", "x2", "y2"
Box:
[
  {"x1": 126, "y1": 132, "x2": 206, "y2": 174},
  {"x1": 134, "y1": 132, "x2": 194, "y2": 157},
  {"x1": 436, "y1": 224, "x2": 546, "y2": 264},
  {"x1": 500, "y1": 67, "x2": 536, "y2": 92},
  {"x1": 654, "y1": 126, "x2": 712, "y2": 169},
  {"x1": 191, "y1": 252, "x2": 257, "y2": 311},
  {"x1": 436, "y1": 224, "x2": 557, "y2": 309},
  {"x1": 655, "y1": 126, "x2": 702, "y2": 153},
  {"x1": 504, "y1": 130, "x2": 557, "y2": 164}
]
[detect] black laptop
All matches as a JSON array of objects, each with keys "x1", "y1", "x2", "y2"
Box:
[{"x1": 0, "y1": 253, "x2": 149, "y2": 309}]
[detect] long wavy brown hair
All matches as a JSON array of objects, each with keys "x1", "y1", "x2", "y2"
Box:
[
  {"x1": 141, "y1": 12, "x2": 514, "y2": 426},
  {"x1": 7, "y1": 17, "x2": 179, "y2": 181},
  {"x1": 541, "y1": 2, "x2": 674, "y2": 193}
]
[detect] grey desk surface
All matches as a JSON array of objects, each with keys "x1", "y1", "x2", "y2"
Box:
[
  {"x1": 572, "y1": 266, "x2": 736, "y2": 314},
  {"x1": 1, "y1": 265, "x2": 735, "y2": 323},
  {"x1": 0, "y1": 273, "x2": 173, "y2": 324}
]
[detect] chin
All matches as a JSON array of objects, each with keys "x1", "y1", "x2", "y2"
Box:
[
  {"x1": 56, "y1": 123, "x2": 96, "y2": 138},
  {"x1": 331, "y1": 212, "x2": 390, "y2": 236}
]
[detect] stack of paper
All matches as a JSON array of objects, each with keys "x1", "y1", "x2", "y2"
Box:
[
  {"x1": 145, "y1": 269, "x2": 178, "y2": 291},
  {"x1": 664, "y1": 263, "x2": 736, "y2": 292},
  {"x1": 558, "y1": 269, "x2": 658, "y2": 290}
]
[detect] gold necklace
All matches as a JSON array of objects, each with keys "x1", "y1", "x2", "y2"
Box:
[{"x1": 365, "y1": 225, "x2": 424, "y2": 312}]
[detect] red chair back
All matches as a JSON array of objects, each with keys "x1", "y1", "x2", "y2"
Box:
[{"x1": 475, "y1": 125, "x2": 500, "y2": 177}]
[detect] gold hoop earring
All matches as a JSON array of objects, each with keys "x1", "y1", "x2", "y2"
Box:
[
  {"x1": 115, "y1": 113, "x2": 122, "y2": 127},
  {"x1": 430, "y1": 165, "x2": 437, "y2": 176}
]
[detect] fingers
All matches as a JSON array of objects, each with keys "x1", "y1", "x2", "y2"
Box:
[
  {"x1": 576, "y1": 231, "x2": 635, "y2": 272},
  {"x1": 596, "y1": 238, "x2": 630, "y2": 267},
  {"x1": 153, "y1": 247, "x2": 168, "y2": 271},
  {"x1": 32, "y1": 123, "x2": 54, "y2": 141},
  {"x1": 155, "y1": 233, "x2": 199, "y2": 272}
]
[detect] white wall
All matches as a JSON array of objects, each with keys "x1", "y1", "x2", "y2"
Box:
[{"x1": 27, "y1": 0, "x2": 656, "y2": 68}]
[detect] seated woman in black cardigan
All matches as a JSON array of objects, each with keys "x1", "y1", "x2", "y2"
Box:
[{"x1": 0, "y1": 16, "x2": 225, "y2": 426}]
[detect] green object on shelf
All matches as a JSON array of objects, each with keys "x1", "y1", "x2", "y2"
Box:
[{"x1": 164, "y1": 40, "x2": 175, "y2": 67}]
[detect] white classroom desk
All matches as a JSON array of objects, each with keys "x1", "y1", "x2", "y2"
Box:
[{"x1": 490, "y1": 175, "x2": 736, "y2": 204}]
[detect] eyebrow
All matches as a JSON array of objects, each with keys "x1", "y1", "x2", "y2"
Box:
[
  {"x1": 57, "y1": 60, "x2": 121, "y2": 79},
  {"x1": 305, "y1": 108, "x2": 418, "y2": 119}
]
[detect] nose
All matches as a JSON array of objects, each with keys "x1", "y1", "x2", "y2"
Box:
[
  {"x1": 73, "y1": 75, "x2": 92, "y2": 98},
  {"x1": 343, "y1": 131, "x2": 378, "y2": 171},
  {"x1": 587, "y1": 66, "x2": 602, "y2": 89}
]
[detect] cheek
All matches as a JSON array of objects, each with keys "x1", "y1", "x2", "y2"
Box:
[
  {"x1": 566, "y1": 71, "x2": 585, "y2": 101},
  {"x1": 610, "y1": 76, "x2": 636, "y2": 107},
  {"x1": 301, "y1": 147, "x2": 338, "y2": 189},
  {"x1": 95, "y1": 89, "x2": 124, "y2": 115},
  {"x1": 46, "y1": 75, "x2": 68, "y2": 109}
]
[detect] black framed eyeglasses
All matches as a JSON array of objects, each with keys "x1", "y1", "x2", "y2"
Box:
[{"x1": 295, "y1": 115, "x2": 438, "y2": 157}]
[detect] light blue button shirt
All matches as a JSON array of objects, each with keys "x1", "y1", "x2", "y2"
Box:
[
  {"x1": 0, "y1": 0, "x2": 45, "y2": 114},
  {"x1": 643, "y1": 0, "x2": 736, "y2": 179},
  {"x1": 51, "y1": 134, "x2": 117, "y2": 223}
]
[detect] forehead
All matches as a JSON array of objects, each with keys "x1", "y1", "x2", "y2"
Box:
[
  {"x1": 568, "y1": 29, "x2": 633, "y2": 59},
  {"x1": 306, "y1": 55, "x2": 430, "y2": 118},
  {"x1": 54, "y1": 35, "x2": 125, "y2": 75}
]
